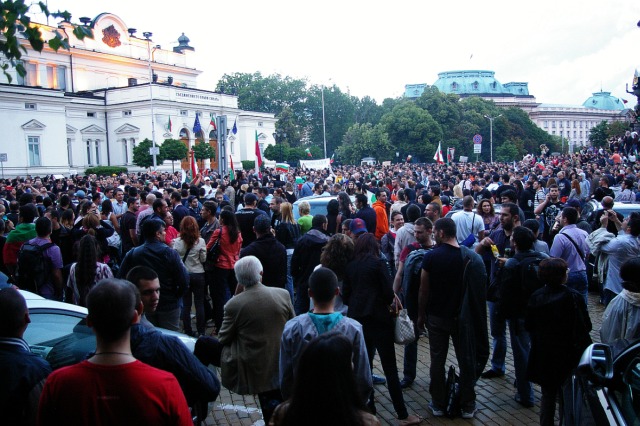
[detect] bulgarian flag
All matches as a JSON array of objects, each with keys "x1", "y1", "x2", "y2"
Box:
[
  {"x1": 210, "y1": 113, "x2": 217, "y2": 131},
  {"x1": 229, "y1": 154, "x2": 235, "y2": 180},
  {"x1": 190, "y1": 150, "x2": 198, "y2": 179},
  {"x1": 433, "y1": 141, "x2": 444, "y2": 164},
  {"x1": 166, "y1": 115, "x2": 172, "y2": 132},
  {"x1": 330, "y1": 153, "x2": 335, "y2": 164},
  {"x1": 305, "y1": 148, "x2": 312, "y2": 157},
  {"x1": 255, "y1": 130, "x2": 263, "y2": 168},
  {"x1": 276, "y1": 163, "x2": 290, "y2": 173}
]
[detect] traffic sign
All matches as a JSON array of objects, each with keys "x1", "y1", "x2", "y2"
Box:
[
  {"x1": 473, "y1": 134, "x2": 482, "y2": 144},
  {"x1": 149, "y1": 147, "x2": 160, "y2": 155},
  {"x1": 0, "y1": 153, "x2": 6, "y2": 162},
  {"x1": 474, "y1": 144, "x2": 482, "y2": 154}
]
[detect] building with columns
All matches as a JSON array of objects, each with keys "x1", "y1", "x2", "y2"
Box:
[
  {"x1": 0, "y1": 12, "x2": 276, "y2": 177},
  {"x1": 405, "y1": 70, "x2": 629, "y2": 147}
]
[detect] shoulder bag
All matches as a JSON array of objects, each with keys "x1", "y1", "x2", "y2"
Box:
[{"x1": 204, "y1": 227, "x2": 223, "y2": 272}]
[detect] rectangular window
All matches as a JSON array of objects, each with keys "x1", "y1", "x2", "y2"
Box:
[
  {"x1": 28, "y1": 136, "x2": 41, "y2": 166},
  {"x1": 560, "y1": 121, "x2": 563, "y2": 128},
  {"x1": 86, "y1": 141, "x2": 92, "y2": 165},
  {"x1": 574, "y1": 131, "x2": 577, "y2": 138},
  {"x1": 566, "y1": 120, "x2": 570, "y2": 128},
  {"x1": 573, "y1": 121, "x2": 576, "y2": 128},
  {"x1": 180, "y1": 110, "x2": 188, "y2": 116},
  {"x1": 87, "y1": 112, "x2": 96, "y2": 118},
  {"x1": 123, "y1": 110, "x2": 132, "y2": 117},
  {"x1": 46, "y1": 66, "x2": 54, "y2": 89},
  {"x1": 196, "y1": 111, "x2": 202, "y2": 117},
  {"x1": 551, "y1": 121, "x2": 556, "y2": 128},
  {"x1": 580, "y1": 121, "x2": 584, "y2": 128},
  {"x1": 25, "y1": 62, "x2": 37, "y2": 86},
  {"x1": 95, "y1": 141, "x2": 100, "y2": 165},
  {"x1": 67, "y1": 138, "x2": 73, "y2": 165},
  {"x1": 25, "y1": 103, "x2": 36, "y2": 110},
  {"x1": 543, "y1": 121, "x2": 548, "y2": 127},
  {"x1": 552, "y1": 131, "x2": 556, "y2": 135},
  {"x1": 56, "y1": 66, "x2": 67, "y2": 91},
  {"x1": 580, "y1": 131, "x2": 583, "y2": 137},
  {"x1": 258, "y1": 122, "x2": 263, "y2": 127}
]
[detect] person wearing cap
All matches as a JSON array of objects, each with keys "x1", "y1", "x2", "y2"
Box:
[
  {"x1": 291, "y1": 215, "x2": 329, "y2": 315},
  {"x1": 239, "y1": 215, "x2": 287, "y2": 292},
  {"x1": 202, "y1": 177, "x2": 215, "y2": 199},
  {"x1": 235, "y1": 193, "x2": 267, "y2": 248},
  {"x1": 349, "y1": 217, "x2": 368, "y2": 239}
]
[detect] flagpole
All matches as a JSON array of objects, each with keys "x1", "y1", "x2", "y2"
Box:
[{"x1": 143, "y1": 32, "x2": 158, "y2": 170}]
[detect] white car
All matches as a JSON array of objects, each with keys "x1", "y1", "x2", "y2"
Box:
[{"x1": 20, "y1": 290, "x2": 196, "y2": 370}]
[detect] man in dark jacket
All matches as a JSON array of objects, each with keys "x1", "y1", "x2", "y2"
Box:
[
  {"x1": 355, "y1": 193, "x2": 377, "y2": 234},
  {"x1": 495, "y1": 226, "x2": 549, "y2": 408},
  {"x1": 240, "y1": 215, "x2": 287, "y2": 290},
  {"x1": 118, "y1": 219, "x2": 189, "y2": 332},
  {"x1": 0, "y1": 288, "x2": 52, "y2": 426},
  {"x1": 236, "y1": 193, "x2": 266, "y2": 248},
  {"x1": 170, "y1": 191, "x2": 189, "y2": 230},
  {"x1": 291, "y1": 214, "x2": 329, "y2": 315},
  {"x1": 126, "y1": 266, "x2": 220, "y2": 411}
]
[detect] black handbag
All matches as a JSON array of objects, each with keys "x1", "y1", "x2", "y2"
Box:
[{"x1": 204, "y1": 227, "x2": 223, "y2": 272}]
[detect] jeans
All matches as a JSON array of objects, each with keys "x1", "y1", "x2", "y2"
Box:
[
  {"x1": 147, "y1": 306, "x2": 180, "y2": 332},
  {"x1": 209, "y1": 268, "x2": 236, "y2": 332},
  {"x1": 509, "y1": 318, "x2": 533, "y2": 404},
  {"x1": 566, "y1": 270, "x2": 588, "y2": 305},
  {"x1": 488, "y1": 301, "x2": 506, "y2": 374},
  {"x1": 285, "y1": 251, "x2": 294, "y2": 304},
  {"x1": 359, "y1": 317, "x2": 408, "y2": 419},
  {"x1": 182, "y1": 272, "x2": 206, "y2": 334},
  {"x1": 427, "y1": 315, "x2": 476, "y2": 413},
  {"x1": 403, "y1": 340, "x2": 418, "y2": 382}
]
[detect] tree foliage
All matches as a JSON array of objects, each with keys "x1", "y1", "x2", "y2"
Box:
[
  {"x1": 192, "y1": 140, "x2": 215, "y2": 160},
  {"x1": 337, "y1": 123, "x2": 394, "y2": 164},
  {"x1": 132, "y1": 138, "x2": 165, "y2": 169},
  {"x1": 0, "y1": 1, "x2": 93, "y2": 82},
  {"x1": 588, "y1": 121, "x2": 609, "y2": 147},
  {"x1": 160, "y1": 138, "x2": 188, "y2": 173}
]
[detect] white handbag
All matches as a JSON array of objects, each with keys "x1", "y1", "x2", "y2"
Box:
[{"x1": 392, "y1": 294, "x2": 416, "y2": 345}]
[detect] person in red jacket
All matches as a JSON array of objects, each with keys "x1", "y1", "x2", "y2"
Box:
[{"x1": 373, "y1": 190, "x2": 389, "y2": 241}]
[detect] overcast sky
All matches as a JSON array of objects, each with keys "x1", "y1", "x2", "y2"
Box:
[{"x1": 41, "y1": 0, "x2": 640, "y2": 106}]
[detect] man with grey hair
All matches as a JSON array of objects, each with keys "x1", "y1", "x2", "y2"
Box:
[{"x1": 218, "y1": 256, "x2": 294, "y2": 424}]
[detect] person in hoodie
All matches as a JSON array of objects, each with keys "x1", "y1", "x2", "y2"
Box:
[
  {"x1": 279, "y1": 267, "x2": 372, "y2": 403},
  {"x1": 393, "y1": 205, "x2": 421, "y2": 268},
  {"x1": 291, "y1": 215, "x2": 329, "y2": 315},
  {"x1": 372, "y1": 189, "x2": 389, "y2": 241}
]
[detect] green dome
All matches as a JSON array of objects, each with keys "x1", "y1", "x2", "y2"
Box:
[
  {"x1": 433, "y1": 70, "x2": 530, "y2": 96},
  {"x1": 582, "y1": 91, "x2": 625, "y2": 111}
]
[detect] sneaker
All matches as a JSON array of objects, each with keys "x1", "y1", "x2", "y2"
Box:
[
  {"x1": 461, "y1": 408, "x2": 477, "y2": 419},
  {"x1": 480, "y1": 369, "x2": 505, "y2": 379},
  {"x1": 400, "y1": 378, "x2": 414, "y2": 389},
  {"x1": 514, "y1": 394, "x2": 534, "y2": 408},
  {"x1": 428, "y1": 403, "x2": 444, "y2": 417},
  {"x1": 397, "y1": 414, "x2": 421, "y2": 425},
  {"x1": 372, "y1": 374, "x2": 386, "y2": 385}
]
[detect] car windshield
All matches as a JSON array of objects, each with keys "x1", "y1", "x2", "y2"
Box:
[{"x1": 23, "y1": 311, "x2": 95, "y2": 370}]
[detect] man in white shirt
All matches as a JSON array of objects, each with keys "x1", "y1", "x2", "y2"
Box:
[{"x1": 451, "y1": 196, "x2": 485, "y2": 245}]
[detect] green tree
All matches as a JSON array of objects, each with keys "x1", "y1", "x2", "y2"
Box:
[
  {"x1": 1, "y1": 1, "x2": 93, "y2": 81},
  {"x1": 192, "y1": 141, "x2": 215, "y2": 161},
  {"x1": 132, "y1": 138, "x2": 165, "y2": 169},
  {"x1": 607, "y1": 120, "x2": 629, "y2": 138},
  {"x1": 495, "y1": 142, "x2": 520, "y2": 162},
  {"x1": 380, "y1": 102, "x2": 442, "y2": 162},
  {"x1": 275, "y1": 106, "x2": 302, "y2": 147},
  {"x1": 588, "y1": 121, "x2": 609, "y2": 147},
  {"x1": 160, "y1": 138, "x2": 188, "y2": 172},
  {"x1": 306, "y1": 84, "x2": 356, "y2": 156},
  {"x1": 353, "y1": 95, "x2": 384, "y2": 125},
  {"x1": 337, "y1": 123, "x2": 394, "y2": 164}
]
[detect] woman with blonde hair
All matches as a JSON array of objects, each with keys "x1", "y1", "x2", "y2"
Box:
[
  {"x1": 297, "y1": 201, "x2": 312, "y2": 234},
  {"x1": 173, "y1": 216, "x2": 207, "y2": 336},
  {"x1": 275, "y1": 202, "x2": 300, "y2": 301}
]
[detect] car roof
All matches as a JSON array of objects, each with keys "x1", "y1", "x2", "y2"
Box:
[{"x1": 20, "y1": 290, "x2": 88, "y2": 315}]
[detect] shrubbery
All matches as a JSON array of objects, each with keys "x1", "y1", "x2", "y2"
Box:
[{"x1": 85, "y1": 166, "x2": 128, "y2": 176}]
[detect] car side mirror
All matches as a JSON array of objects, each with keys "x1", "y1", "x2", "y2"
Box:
[{"x1": 578, "y1": 343, "x2": 614, "y2": 386}]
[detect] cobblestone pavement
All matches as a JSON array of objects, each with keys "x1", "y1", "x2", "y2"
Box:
[{"x1": 199, "y1": 292, "x2": 605, "y2": 426}]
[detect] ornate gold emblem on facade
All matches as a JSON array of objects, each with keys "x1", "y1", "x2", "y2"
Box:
[{"x1": 102, "y1": 25, "x2": 121, "y2": 48}]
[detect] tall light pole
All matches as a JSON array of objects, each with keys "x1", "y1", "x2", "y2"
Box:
[
  {"x1": 321, "y1": 85, "x2": 327, "y2": 158},
  {"x1": 143, "y1": 31, "x2": 158, "y2": 170},
  {"x1": 484, "y1": 114, "x2": 502, "y2": 163}
]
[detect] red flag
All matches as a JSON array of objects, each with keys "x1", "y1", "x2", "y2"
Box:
[{"x1": 255, "y1": 130, "x2": 263, "y2": 168}]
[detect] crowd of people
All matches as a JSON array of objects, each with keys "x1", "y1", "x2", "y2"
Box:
[{"x1": 2, "y1": 142, "x2": 640, "y2": 425}]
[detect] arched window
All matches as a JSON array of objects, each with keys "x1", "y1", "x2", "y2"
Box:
[
  {"x1": 472, "y1": 81, "x2": 479, "y2": 90},
  {"x1": 179, "y1": 128, "x2": 189, "y2": 138},
  {"x1": 95, "y1": 140, "x2": 101, "y2": 165}
]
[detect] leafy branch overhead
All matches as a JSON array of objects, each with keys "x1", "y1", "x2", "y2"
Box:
[{"x1": 0, "y1": 0, "x2": 93, "y2": 82}]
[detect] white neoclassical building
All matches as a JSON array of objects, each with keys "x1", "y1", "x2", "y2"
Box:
[{"x1": 0, "y1": 13, "x2": 276, "y2": 176}]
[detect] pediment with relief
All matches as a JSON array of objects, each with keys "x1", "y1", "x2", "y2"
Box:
[
  {"x1": 66, "y1": 125, "x2": 78, "y2": 134},
  {"x1": 21, "y1": 119, "x2": 46, "y2": 130},
  {"x1": 81, "y1": 125, "x2": 106, "y2": 134},
  {"x1": 115, "y1": 124, "x2": 140, "y2": 134}
]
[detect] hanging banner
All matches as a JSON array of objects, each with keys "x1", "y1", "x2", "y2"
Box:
[{"x1": 299, "y1": 158, "x2": 331, "y2": 170}]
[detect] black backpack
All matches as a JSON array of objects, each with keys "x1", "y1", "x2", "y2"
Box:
[
  {"x1": 16, "y1": 242, "x2": 55, "y2": 293},
  {"x1": 497, "y1": 252, "x2": 548, "y2": 319}
]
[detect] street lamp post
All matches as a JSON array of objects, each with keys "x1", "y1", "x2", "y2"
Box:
[
  {"x1": 321, "y1": 85, "x2": 327, "y2": 158},
  {"x1": 273, "y1": 131, "x2": 287, "y2": 162},
  {"x1": 484, "y1": 114, "x2": 502, "y2": 163},
  {"x1": 143, "y1": 31, "x2": 157, "y2": 170}
]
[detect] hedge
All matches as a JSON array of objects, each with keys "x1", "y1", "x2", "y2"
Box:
[{"x1": 85, "y1": 166, "x2": 128, "y2": 176}]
